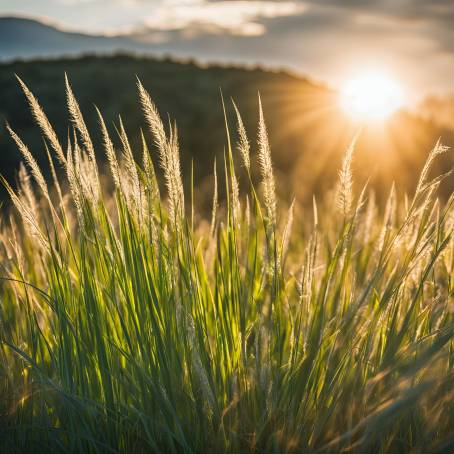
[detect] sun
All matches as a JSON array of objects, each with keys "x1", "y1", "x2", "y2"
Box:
[{"x1": 339, "y1": 71, "x2": 403, "y2": 122}]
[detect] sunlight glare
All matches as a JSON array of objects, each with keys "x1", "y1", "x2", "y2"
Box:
[{"x1": 340, "y1": 71, "x2": 403, "y2": 121}]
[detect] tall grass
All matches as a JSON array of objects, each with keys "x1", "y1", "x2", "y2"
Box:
[{"x1": 0, "y1": 77, "x2": 454, "y2": 453}]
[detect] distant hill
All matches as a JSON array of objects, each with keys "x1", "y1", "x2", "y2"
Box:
[
  {"x1": 0, "y1": 17, "x2": 153, "y2": 61},
  {"x1": 0, "y1": 54, "x2": 452, "y2": 207}
]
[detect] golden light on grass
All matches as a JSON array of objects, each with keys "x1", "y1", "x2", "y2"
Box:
[
  {"x1": 339, "y1": 70, "x2": 403, "y2": 121},
  {"x1": 2, "y1": 76, "x2": 453, "y2": 453}
]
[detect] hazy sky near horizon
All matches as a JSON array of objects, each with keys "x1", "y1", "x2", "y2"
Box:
[{"x1": 2, "y1": 0, "x2": 454, "y2": 98}]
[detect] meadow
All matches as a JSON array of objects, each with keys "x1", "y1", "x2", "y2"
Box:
[{"x1": 0, "y1": 75, "x2": 453, "y2": 453}]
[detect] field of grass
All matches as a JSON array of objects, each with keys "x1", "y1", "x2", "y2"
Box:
[{"x1": 0, "y1": 76, "x2": 454, "y2": 453}]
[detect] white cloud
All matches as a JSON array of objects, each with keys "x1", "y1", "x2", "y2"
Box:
[{"x1": 141, "y1": 1, "x2": 307, "y2": 36}]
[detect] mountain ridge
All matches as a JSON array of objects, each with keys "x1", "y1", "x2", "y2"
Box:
[{"x1": 0, "y1": 16, "x2": 154, "y2": 61}]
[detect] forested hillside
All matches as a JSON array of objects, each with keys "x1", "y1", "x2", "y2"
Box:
[{"x1": 1, "y1": 55, "x2": 452, "y2": 206}]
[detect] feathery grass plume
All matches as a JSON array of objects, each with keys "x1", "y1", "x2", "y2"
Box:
[
  {"x1": 17, "y1": 163, "x2": 39, "y2": 222},
  {"x1": 171, "y1": 122, "x2": 185, "y2": 207},
  {"x1": 96, "y1": 107, "x2": 121, "y2": 191},
  {"x1": 118, "y1": 117, "x2": 144, "y2": 220},
  {"x1": 65, "y1": 74, "x2": 94, "y2": 158},
  {"x1": 118, "y1": 117, "x2": 140, "y2": 190},
  {"x1": 65, "y1": 140, "x2": 84, "y2": 226},
  {"x1": 138, "y1": 80, "x2": 184, "y2": 226},
  {"x1": 44, "y1": 142, "x2": 64, "y2": 215},
  {"x1": 416, "y1": 139, "x2": 450, "y2": 195},
  {"x1": 350, "y1": 181, "x2": 370, "y2": 235},
  {"x1": 221, "y1": 96, "x2": 240, "y2": 224},
  {"x1": 16, "y1": 164, "x2": 49, "y2": 254},
  {"x1": 141, "y1": 130, "x2": 160, "y2": 203},
  {"x1": 6, "y1": 124, "x2": 51, "y2": 205},
  {"x1": 233, "y1": 101, "x2": 250, "y2": 171},
  {"x1": 257, "y1": 94, "x2": 276, "y2": 226},
  {"x1": 65, "y1": 74, "x2": 100, "y2": 192},
  {"x1": 16, "y1": 75, "x2": 66, "y2": 166},
  {"x1": 71, "y1": 132, "x2": 100, "y2": 205},
  {"x1": 141, "y1": 132, "x2": 160, "y2": 243},
  {"x1": 137, "y1": 78, "x2": 168, "y2": 159},
  {"x1": 168, "y1": 121, "x2": 185, "y2": 222},
  {"x1": 281, "y1": 198, "x2": 295, "y2": 261},
  {"x1": 1, "y1": 177, "x2": 48, "y2": 252},
  {"x1": 210, "y1": 159, "x2": 218, "y2": 238},
  {"x1": 336, "y1": 133, "x2": 358, "y2": 217},
  {"x1": 231, "y1": 165, "x2": 241, "y2": 223}
]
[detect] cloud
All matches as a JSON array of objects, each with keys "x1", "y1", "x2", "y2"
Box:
[
  {"x1": 139, "y1": 1, "x2": 306, "y2": 36},
  {"x1": 125, "y1": 2, "x2": 454, "y2": 96}
]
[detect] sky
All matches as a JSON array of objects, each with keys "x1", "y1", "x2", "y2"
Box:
[{"x1": 2, "y1": 0, "x2": 454, "y2": 99}]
